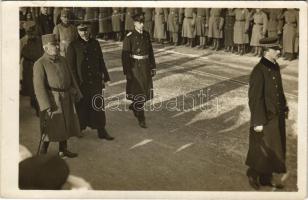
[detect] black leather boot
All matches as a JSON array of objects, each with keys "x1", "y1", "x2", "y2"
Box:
[
  {"x1": 246, "y1": 168, "x2": 260, "y2": 190},
  {"x1": 98, "y1": 128, "x2": 114, "y2": 140},
  {"x1": 59, "y1": 141, "x2": 78, "y2": 158}
]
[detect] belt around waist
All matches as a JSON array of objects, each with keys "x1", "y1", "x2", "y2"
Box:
[
  {"x1": 131, "y1": 55, "x2": 149, "y2": 60},
  {"x1": 236, "y1": 20, "x2": 245, "y2": 22},
  {"x1": 254, "y1": 23, "x2": 263, "y2": 25},
  {"x1": 49, "y1": 86, "x2": 70, "y2": 92},
  {"x1": 185, "y1": 17, "x2": 193, "y2": 19}
]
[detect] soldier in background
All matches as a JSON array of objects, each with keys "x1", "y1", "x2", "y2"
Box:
[
  {"x1": 33, "y1": 34, "x2": 81, "y2": 158},
  {"x1": 122, "y1": 13, "x2": 156, "y2": 128},
  {"x1": 125, "y1": 7, "x2": 135, "y2": 33},
  {"x1": 224, "y1": 8, "x2": 235, "y2": 52},
  {"x1": 250, "y1": 9, "x2": 268, "y2": 57},
  {"x1": 266, "y1": 9, "x2": 283, "y2": 38},
  {"x1": 143, "y1": 8, "x2": 154, "y2": 41},
  {"x1": 20, "y1": 21, "x2": 43, "y2": 116},
  {"x1": 178, "y1": 8, "x2": 185, "y2": 45},
  {"x1": 167, "y1": 8, "x2": 180, "y2": 46},
  {"x1": 53, "y1": 10, "x2": 78, "y2": 57},
  {"x1": 98, "y1": 7, "x2": 113, "y2": 40},
  {"x1": 66, "y1": 21, "x2": 114, "y2": 140},
  {"x1": 154, "y1": 8, "x2": 168, "y2": 44},
  {"x1": 85, "y1": 8, "x2": 99, "y2": 39},
  {"x1": 208, "y1": 8, "x2": 224, "y2": 51},
  {"x1": 72, "y1": 7, "x2": 86, "y2": 24},
  {"x1": 280, "y1": 8, "x2": 299, "y2": 61},
  {"x1": 182, "y1": 8, "x2": 196, "y2": 47},
  {"x1": 195, "y1": 8, "x2": 209, "y2": 49},
  {"x1": 36, "y1": 7, "x2": 54, "y2": 36},
  {"x1": 112, "y1": 7, "x2": 124, "y2": 41},
  {"x1": 233, "y1": 8, "x2": 250, "y2": 55}
]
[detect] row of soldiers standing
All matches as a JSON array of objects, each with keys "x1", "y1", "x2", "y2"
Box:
[{"x1": 20, "y1": 7, "x2": 299, "y2": 60}]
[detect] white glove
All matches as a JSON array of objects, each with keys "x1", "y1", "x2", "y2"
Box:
[{"x1": 254, "y1": 125, "x2": 263, "y2": 132}]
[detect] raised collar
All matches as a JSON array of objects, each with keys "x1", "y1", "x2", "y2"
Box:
[
  {"x1": 260, "y1": 56, "x2": 279, "y2": 70},
  {"x1": 43, "y1": 52, "x2": 60, "y2": 63},
  {"x1": 134, "y1": 29, "x2": 143, "y2": 35},
  {"x1": 78, "y1": 36, "x2": 92, "y2": 44},
  {"x1": 60, "y1": 22, "x2": 70, "y2": 28}
]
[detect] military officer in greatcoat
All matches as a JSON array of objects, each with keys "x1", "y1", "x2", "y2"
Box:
[
  {"x1": 33, "y1": 34, "x2": 82, "y2": 158},
  {"x1": 122, "y1": 12, "x2": 156, "y2": 128},
  {"x1": 66, "y1": 20, "x2": 114, "y2": 140},
  {"x1": 246, "y1": 37, "x2": 289, "y2": 190}
]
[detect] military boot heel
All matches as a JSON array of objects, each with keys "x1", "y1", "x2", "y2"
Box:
[{"x1": 59, "y1": 141, "x2": 78, "y2": 158}]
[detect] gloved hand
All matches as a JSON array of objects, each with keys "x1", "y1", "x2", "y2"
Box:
[
  {"x1": 254, "y1": 125, "x2": 263, "y2": 133},
  {"x1": 151, "y1": 69, "x2": 156, "y2": 77}
]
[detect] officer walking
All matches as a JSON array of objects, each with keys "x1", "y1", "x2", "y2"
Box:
[
  {"x1": 122, "y1": 12, "x2": 156, "y2": 128},
  {"x1": 246, "y1": 37, "x2": 289, "y2": 190},
  {"x1": 66, "y1": 20, "x2": 114, "y2": 140},
  {"x1": 33, "y1": 34, "x2": 81, "y2": 158}
]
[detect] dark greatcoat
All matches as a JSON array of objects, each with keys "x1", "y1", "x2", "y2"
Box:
[
  {"x1": 246, "y1": 57, "x2": 288, "y2": 174},
  {"x1": 66, "y1": 37, "x2": 110, "y2": 130},
  {"x1": 122, "y1": 30, "x2": 156, "y2": 102},
  {"x1": 36, "y1": 13, "x2": 54, "y2": 35},
  {"x1": 21, "y1": 36, "x2": 44, "y2": 97}
]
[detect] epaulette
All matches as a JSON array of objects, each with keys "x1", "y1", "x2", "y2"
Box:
[{"x1": 126, "y1": 32, "x2": 132, "y2": 37}]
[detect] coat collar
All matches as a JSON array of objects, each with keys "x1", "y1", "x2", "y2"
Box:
[
  {"x1": 133, "y1": 29, "x2": 144, "y2": 35},
  {"x1": 260, "y1": 56, "x2": 279, "y2": 70},
  {"x1": 43, "y1": 52, "x2": 60, "y2": 63},
  {"x1": 78, "y1": 36, "x2": 93, "y2": 44}
]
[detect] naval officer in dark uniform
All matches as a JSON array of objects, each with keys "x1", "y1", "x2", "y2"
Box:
[
  {"x1": 66, "y1": 20, "x2": 114, "y2": 140},
  {"x1": 122, "y1": 12, "x2": 156, "y2": 128},
  {"x1": 246, "y1": 37, "x2": 289, "y2": 190}
]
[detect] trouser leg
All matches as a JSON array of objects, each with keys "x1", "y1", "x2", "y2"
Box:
[{"x1": 40, "y1": 141, "x2": 49, "y2": 154}]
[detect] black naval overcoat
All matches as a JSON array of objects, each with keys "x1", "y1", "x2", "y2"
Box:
[
  {"x1": 122, "y1": 30, "x2": 156, "y2": 102},
  {"x1": 246, "y1": 57, "x2": 288, "y2": 174},
  {"x1": 66, "y1": 37, "x2": 110, "y2": 130}
]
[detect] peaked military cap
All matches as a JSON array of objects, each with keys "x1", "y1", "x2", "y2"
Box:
[
  {"x1": 19, "y1": 155, "x2": 69, "y2": 190},
  {"x1": 76, "y1": 19, "x2": 91, "y2": 31},
  {"x1": 132, "y1": 12, "x2": 145, "y2": 23},
  {"x1": 42, "y1": 33, "x2": 57, "y2": 45},
  {"x1": 259, "y1": 37, "x2": 280, "y2": 49}
]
